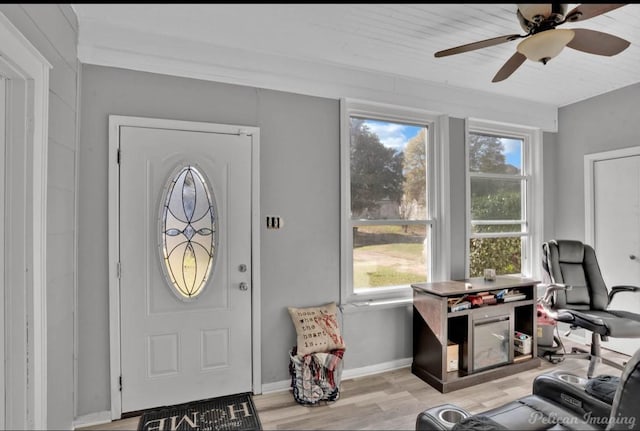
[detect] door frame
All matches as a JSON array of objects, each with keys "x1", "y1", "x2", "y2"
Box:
[
  {"x1": 1, "y1": 75, "x2": 5, "y2": 429},
  {"x1": 585, "y1": 146, "x2": 640, "y2": 246},
  {"x1": 0, "y1": 12, "x2": 51, "y2": 430},
  {"x1": 108, "y1": 115, "x2": 261, "y2": 420},
  {"x1": 584, "y1": 146, "x2": 640, "y2": 349}
]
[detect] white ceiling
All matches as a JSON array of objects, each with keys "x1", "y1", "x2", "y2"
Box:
[{"x1": 72, "y1": 3, "x2": 640, "y2": 108}]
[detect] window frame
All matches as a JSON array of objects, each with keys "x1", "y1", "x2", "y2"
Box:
[
  {"x1": 340, "y1": 98, "x2": 449, "y2": 304},
  {"x1": 465, "y1": 118, "x2": 543, "y2": 280}
]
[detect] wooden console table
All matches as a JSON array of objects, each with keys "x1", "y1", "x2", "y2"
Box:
[{"x1": 411, "y1": 276, "x2": 542, "y2": 393}]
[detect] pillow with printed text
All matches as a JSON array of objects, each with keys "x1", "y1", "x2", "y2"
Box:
[{"x1": 288, "y1": 301, "x2": 346, "y2": 355}]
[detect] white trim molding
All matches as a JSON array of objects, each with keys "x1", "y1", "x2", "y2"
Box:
[
  {"x1": 339, "y1": 98, "x2": 450, "y2": 305},
  {"x1": 436, "y1": 114, "x2": 452, "y2": 280},
  {"x1": 77, "y1": 21, "x2": 558, "y2": 132},
  {"x1": 0, "y1": 11, "x2": 51, "y2": 430},
  {"x1": 72, "y1": 411, "x2": 112, "y2": 431},
  {"x1": 108, "y1": 115, "x2": 261, "y2": 419},
  {"x1": 0, "y1": 75, "x2": 5, "y2": 429},
  {"x1": 260, "y1": 357, "x2": 412, "y2": 395}
]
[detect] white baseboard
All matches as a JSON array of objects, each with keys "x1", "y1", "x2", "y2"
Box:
[
  {"x1": 73, "y1": 410, "x2": 112, "y2": 430},
  {"x1": 74, "y1": 358, "x2": 416, "y2": 419},
  {"x1": 261, "y1": 379, "x2": 291, "y2": 394},
  {"x1": 341, "y1": 357, "x2": 412, "y2": 380},
  {"x1": 260, "y1": 357, "x2": 413, "y2": 394}
]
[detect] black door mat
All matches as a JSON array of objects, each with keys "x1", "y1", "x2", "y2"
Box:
[{"x1": 137, "y1": 392, "x2": 262, "y2": 431}]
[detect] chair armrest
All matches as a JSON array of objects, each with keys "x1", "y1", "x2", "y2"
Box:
[
  {"x1": 566, "y1": 309, "x2": 606, "y2": 328},
  {"x1": 532, "y1": 370, "x2": 611, "y2": 423},
  {"x1": 533, "y1": 372, "x2": 613, "y2": 421},
  {"x1": 416, "y1": 404, "x2": 470, "y2": 430},
  {"x1": 609, "y1": 285, "x2": 640, "y2": 303},
  {"x1": 539, "y1": 283, "x2": 571, "y2": 306}
]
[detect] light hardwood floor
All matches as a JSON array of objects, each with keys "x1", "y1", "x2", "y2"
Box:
[{"x1": 78, "y1": 340, "x2": 630, "y2": 430}]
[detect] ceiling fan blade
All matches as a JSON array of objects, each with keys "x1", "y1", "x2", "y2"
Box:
[
  {"x1": 565, "y1": 4, "x2": 627, "y2": 23},
  {"x1": 435, "y1": 34, "x2": 524, "y2": 58},
  {"x1": 567, "y1": 28, "x2": 630, "y2": 56},
  {"x1": 492, "y1": 52, "x2": 527, "y2": 83}
]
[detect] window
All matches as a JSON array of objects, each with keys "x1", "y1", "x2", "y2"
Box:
[
  {"x1": 159, "y1": 165, "x2": 217, "y2": 301},
  {"x1": 466, "y1": 120, "x2": 543, "y2": 279},
  {"x1": 341, "y1": 100, "x2": 447, "y2": 303}
]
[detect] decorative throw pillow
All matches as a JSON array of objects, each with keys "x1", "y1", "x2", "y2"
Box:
[{"x1": 288, "y1": 302, "x2": 346, "y2": 355}]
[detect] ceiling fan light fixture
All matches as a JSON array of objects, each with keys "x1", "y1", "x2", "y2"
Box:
[
  {"x1": 516, "y1": 29, "x2": 575, "y2": 64},
  {"x1": 517, "y1": 4, "x2": 552, "y2": 23}
]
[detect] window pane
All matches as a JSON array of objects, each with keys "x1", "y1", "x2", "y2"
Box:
[
  {"x1": 469, "y1": 133, "x2": 522, "y2": 174},
  {"x1": 350, "y1": 117, "x2": 427, "y2": 220},
  {"x1": 470, "y1": 177, "x2": 522, "y2": 220},
  {"x1": 471, "y1": 224, "x2": 523, "y2": 234},
  {"x1": 353, "y1": 224, "x2": 428, "y2": 289},
  {"x1": 160, "y1": 165, "x2": 217, "y2": 301},
  {"x1": 469, "y1": 237, "x2": 522, "y2": 277}
]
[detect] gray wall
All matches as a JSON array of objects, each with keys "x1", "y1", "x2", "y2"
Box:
[
  {"x1": 449, "y1": 117, "x2": 468, "y2": 280},
  {"x1": 77, "y1": 65, "x2": 343, "y2": 414},
  {"x1": 78, "y1": 64, "x2": 561, "y2": 417},
  {"x1": 78, "y1": 64, "x2": 473, "y2": 415},
  {"x1": 5, "y1": 4, "x2": 636, "y2": 426},
  {"x1": 0, "y1": 6, "x2": 564, "y2": 420},
  {"x1": 342, "y1": 305, "x2": 413, "y2": 369},
  {"x1": 0, "y1": 4, "x2": 79, "y2": 430},
  {"x1": 553, "y1": 83, "x2": 640, "y2": 241},
  {"x1": 255, "y1": 90, "x2": 342, "y2": 382}
]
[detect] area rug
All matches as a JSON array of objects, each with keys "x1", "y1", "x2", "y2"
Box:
[{"x1": 137, "y1": 392, "x2": 262, "y2": 431}]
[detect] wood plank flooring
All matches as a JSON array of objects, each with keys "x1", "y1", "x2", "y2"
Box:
[{"x1": 78, "y1": 340, "x2": 631, "y2": 430}]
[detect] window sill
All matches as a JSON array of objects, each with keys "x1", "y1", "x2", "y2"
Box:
[{"x1": 340, "y1": 297, "x2": 413, "y2": 314}]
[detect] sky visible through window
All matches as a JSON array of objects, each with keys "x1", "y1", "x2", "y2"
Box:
[
  {"x1": 501, "y1": 137, "x2": 522, "y2": 170},
  {"x1": 363, "y1": 120, "x2": 521, "y2": 172},
  {"x1": 362, "y1": 119, "x2": 422, "y2": 153}
]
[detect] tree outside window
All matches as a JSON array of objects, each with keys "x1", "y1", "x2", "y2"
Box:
[{"x1": 349, "y1": 117, "x2": 431, "y2": 290}]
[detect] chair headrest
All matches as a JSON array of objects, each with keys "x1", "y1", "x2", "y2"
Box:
[{"x1": 556, "y1": 240, "x2": 585, "y2": 264}]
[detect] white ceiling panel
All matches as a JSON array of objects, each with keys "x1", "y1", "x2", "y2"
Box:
[{"x1": 72, "y1": 3, "x2": 640, "y2": 108}]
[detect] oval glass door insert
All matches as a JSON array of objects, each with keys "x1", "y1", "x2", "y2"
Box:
[{"x1": 159, "y1": 165, "x2": 217, "y2": 300}]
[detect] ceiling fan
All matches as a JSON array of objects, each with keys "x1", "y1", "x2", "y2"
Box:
[{"x1": 434, "y1": 4, "x2": 630, "y2": 82}]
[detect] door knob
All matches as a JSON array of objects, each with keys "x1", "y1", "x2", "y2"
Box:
[
  {"x1": 630, "y1": 255, "x2": 637, "y2": 261},
  {"x1": 239, "y1": 282, "x2": 249, "y2": 291}
]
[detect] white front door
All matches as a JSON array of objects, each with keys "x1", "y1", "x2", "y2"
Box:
[
  {"x1": 119, "y1": 124, "x2": 253, "y2": 413},
  {"x1": 593, "y1": 154, "x2": 640, "y2": 356}
]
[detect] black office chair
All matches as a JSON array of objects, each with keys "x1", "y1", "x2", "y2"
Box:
[{"x1": 540, "y1": 239, "x2": 640, "y2": 378}]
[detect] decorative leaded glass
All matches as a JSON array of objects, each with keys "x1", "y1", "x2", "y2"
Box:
[{"x1": 159, "y1": 165, "x2": 217, "y2": 300}]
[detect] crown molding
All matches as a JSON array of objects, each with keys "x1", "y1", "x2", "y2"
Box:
[{"x1": 77, "y1": 20, "x2": 558, "y2": 131}]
